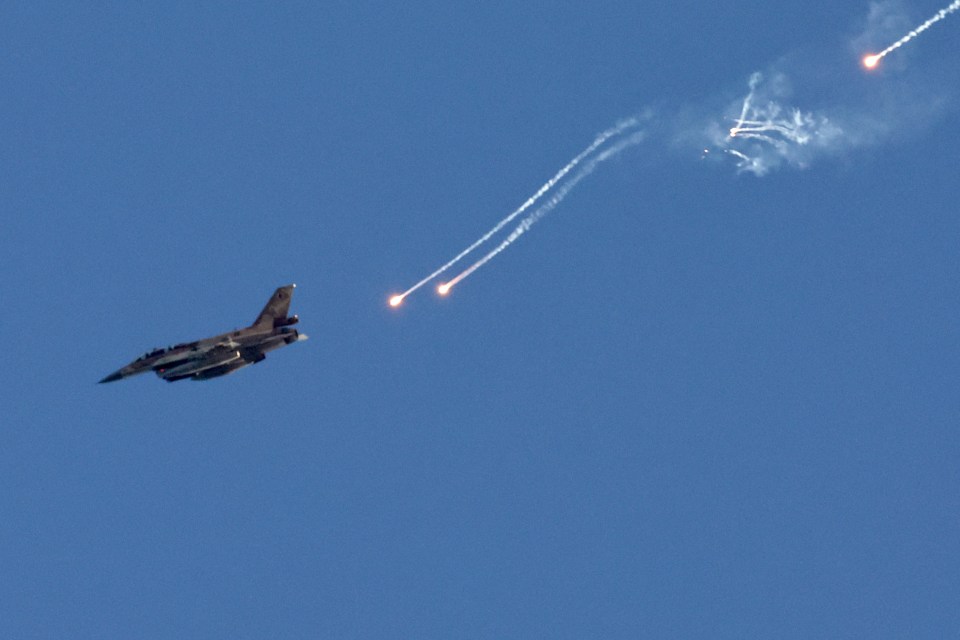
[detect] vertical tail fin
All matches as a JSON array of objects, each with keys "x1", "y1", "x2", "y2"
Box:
[{"x1": 252, "y1": 284, "x2": 296, "y2": 329}]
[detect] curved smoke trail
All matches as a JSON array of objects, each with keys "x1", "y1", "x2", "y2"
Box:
[
  {"x1": 391, "y1": 118, "x2": 642, "y2": 304},
  {"x1": 442, "y1": 130, "x2": 647, "y2": 291}
]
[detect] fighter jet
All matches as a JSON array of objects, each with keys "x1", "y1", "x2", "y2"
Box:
[{"x1": 99, "y1": 284, "x2": 307, "y2": 383}]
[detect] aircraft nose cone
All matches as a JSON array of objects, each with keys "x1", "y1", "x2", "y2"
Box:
[{"x1": 99, "y1": 371, "x2": 123, "y2": 384}]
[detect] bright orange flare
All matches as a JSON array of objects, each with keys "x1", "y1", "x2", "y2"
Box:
[
  {"x1": 863, "y1": 54, "x2": 880, "y2": 69},
  {"x1": 437, "y1": 283, "x2": 451, "y2": 296},
  {"x1": 389, "y1": 295, "x2": 404, "y2": 307}
]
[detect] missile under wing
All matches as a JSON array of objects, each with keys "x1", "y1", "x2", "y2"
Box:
[{"x1": 99, "y1": 284, "x2": 307, "y2": 383}]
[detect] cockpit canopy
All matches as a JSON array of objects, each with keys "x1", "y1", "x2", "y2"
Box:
[{"x1": 138, "y1": 347, "x2": 167, "y2": 361}]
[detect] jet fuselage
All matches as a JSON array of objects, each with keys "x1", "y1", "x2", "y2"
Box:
[{"x1": 99, "y1": 284, "x2": 307, "y2": 383}]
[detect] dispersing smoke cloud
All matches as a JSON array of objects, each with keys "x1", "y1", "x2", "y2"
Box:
[
  {"x1": 703, "y1": 0, "x2": 955, "y2": 176},
  {"x1": 708, "y1": 72, "x2": 844, "y2": 176}
]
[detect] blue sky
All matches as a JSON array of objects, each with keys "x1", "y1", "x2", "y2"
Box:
[{"x1": 2, "y1": 1, "x2": 959, "y2": 637}]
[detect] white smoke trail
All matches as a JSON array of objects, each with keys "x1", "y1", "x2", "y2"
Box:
[
  {"x1": 391, "y1": 117, "x2": 641, "y2": 304},
  {"x1": 442, "y1": 130, "x2": 647, "y2": 291},
  {"x1": 868, "y1": 0, "x2": 960, "y2": 65},
  {"x1": 389, "y1": 3, "x2": 958, "y2": 307}
]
